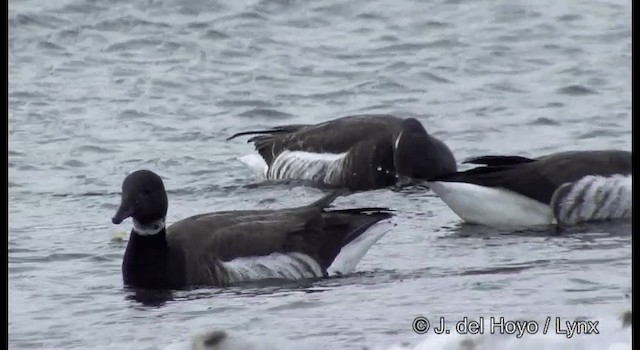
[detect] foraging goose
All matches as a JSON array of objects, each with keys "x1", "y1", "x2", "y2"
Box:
[
  {"x1": 111, "y1": 170, "x2": 395, "y2": 289},
  {"x1": 426, "y1": 150, "x2": 632, "y2": 227},
  {"x1": 227, "y1": 114, "x2": 457, "y2": 191}
]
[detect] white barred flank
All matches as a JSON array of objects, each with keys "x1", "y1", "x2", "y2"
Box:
[
  {"x1": 221, "y1": 252, "x2": 324, "y2": 283},
  {"x1": 428, "y1": 174, "x2": 632, "y2": 227},
  {"x1": 553, "y1": 174, "x2": 632, "y2": 225},
  {"x1": 266, "y1": 151, "x2": 348, "y2": 184}
]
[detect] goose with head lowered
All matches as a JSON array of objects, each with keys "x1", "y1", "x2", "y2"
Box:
[
  {"x1": 227, "y1": 114, "x2": 457, "y2": 191},
  {"x1": 426, "y1": 150, "x2": 632, "y2": 227},
  {"x1": 111, "y1": 170, "x2": 395, "y2": 289}
]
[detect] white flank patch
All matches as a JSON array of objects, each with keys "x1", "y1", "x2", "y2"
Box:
[
  {"x1": 427, "y1": 181, "x2": 554, "y2": 227},
  {"x1": 221, "y1": 252, "x2": 324, "y2": 283},
  {"x1": 238, "y1": 154, "x2": 269, "y2": 179},
  {"x1": 132, "y1": 218, "x2": 165, "y2": 236},
  {"x1": 327, "y1": 218, "x2": 395, "y2": 276},
  {"x1": 266, "y1": 150, "x2": 348, "y2": 184},
  {"x1": 554, "y1": 174, "x2": 632, "y2": 225}
]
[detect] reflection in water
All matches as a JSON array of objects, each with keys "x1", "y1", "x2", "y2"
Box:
[
  {"x1": 124, "y1": 278, "x2": 328, "y2": 306},
  {"x1": 125, "y1": 288, "x2": 174, "y2": 307},
  {"x1": 443, "y1": 219, "x2": 631, "y2": 238},
  {"x1": 122, "y1": 271, "x2": 419, "y2": 307}
]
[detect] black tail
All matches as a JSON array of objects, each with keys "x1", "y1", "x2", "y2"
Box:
[
  {"x1": 226, "y1": 124, "x2": 310, "y2": 141},
  {"x1": 428, "y1": 155, "x2": 536, "y2": 182},
  {"x1": 317, "y1": 207, "x2": 394, "y2": 270},
  {"x1": 334, "y1": 209, "x2": 394, "y2": 247},
  {"x1": 463, "y1": 155, "x2": 535, "y2": 166}
]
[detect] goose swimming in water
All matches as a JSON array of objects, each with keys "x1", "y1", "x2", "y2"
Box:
[
  {"x1": 227, "y1": 114, "x2": 457, "y2": 191},
  {"x1": 426, "y1": 150, "x2": 632, "y2": 227},
  {"x1": 111, "y1": 170, "x2": 395, "y2": 289}
]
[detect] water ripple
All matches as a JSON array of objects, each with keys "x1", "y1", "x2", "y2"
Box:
[{"x1": 557, "y1": 84, "x2": 598, "y2": 95}]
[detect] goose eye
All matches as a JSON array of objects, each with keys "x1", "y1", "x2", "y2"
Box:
[{"x1": 142, "y1": 188, "x2": 151, "y2": 195}]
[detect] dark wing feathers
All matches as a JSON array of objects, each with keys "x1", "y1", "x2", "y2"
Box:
[
  {"x1": 167, "y1": 204, "x2": 326, "y2": 276},
  {"x1": 197, "y1": 218, "x2": 317, "y2": 262},
  {"x1": 167, "y1": 190, "x2": 392, "y2": 279},
  {"x1": 227, "y1": 115, "x2": 404, "y2": 165},
  {"x1": 166, "y1": 191, "x2": 376, "y2": 261}
]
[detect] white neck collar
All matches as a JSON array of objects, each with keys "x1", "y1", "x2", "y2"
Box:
[{"x1": 132, "y1": 218, "x2": 166, "y2": 236}]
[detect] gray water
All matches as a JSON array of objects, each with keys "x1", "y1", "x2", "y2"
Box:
[{"x1": 8, "y1": 0, "x2": 631, "y2": 349}]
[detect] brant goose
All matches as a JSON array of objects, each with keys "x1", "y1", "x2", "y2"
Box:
[
  {"x1": 227, "y1": 114, "x2": 457, "y2": 191},
  {"x1": 426, "y1": 150, "x2": 632, "y2": 227},
  {"x1": 111, "y1": 170, "x2": 395, "y2": 289}
]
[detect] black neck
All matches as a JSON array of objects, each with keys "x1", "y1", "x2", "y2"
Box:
[{"x1": 122, "y1": 228, "x2": 171, "y2": 289}]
